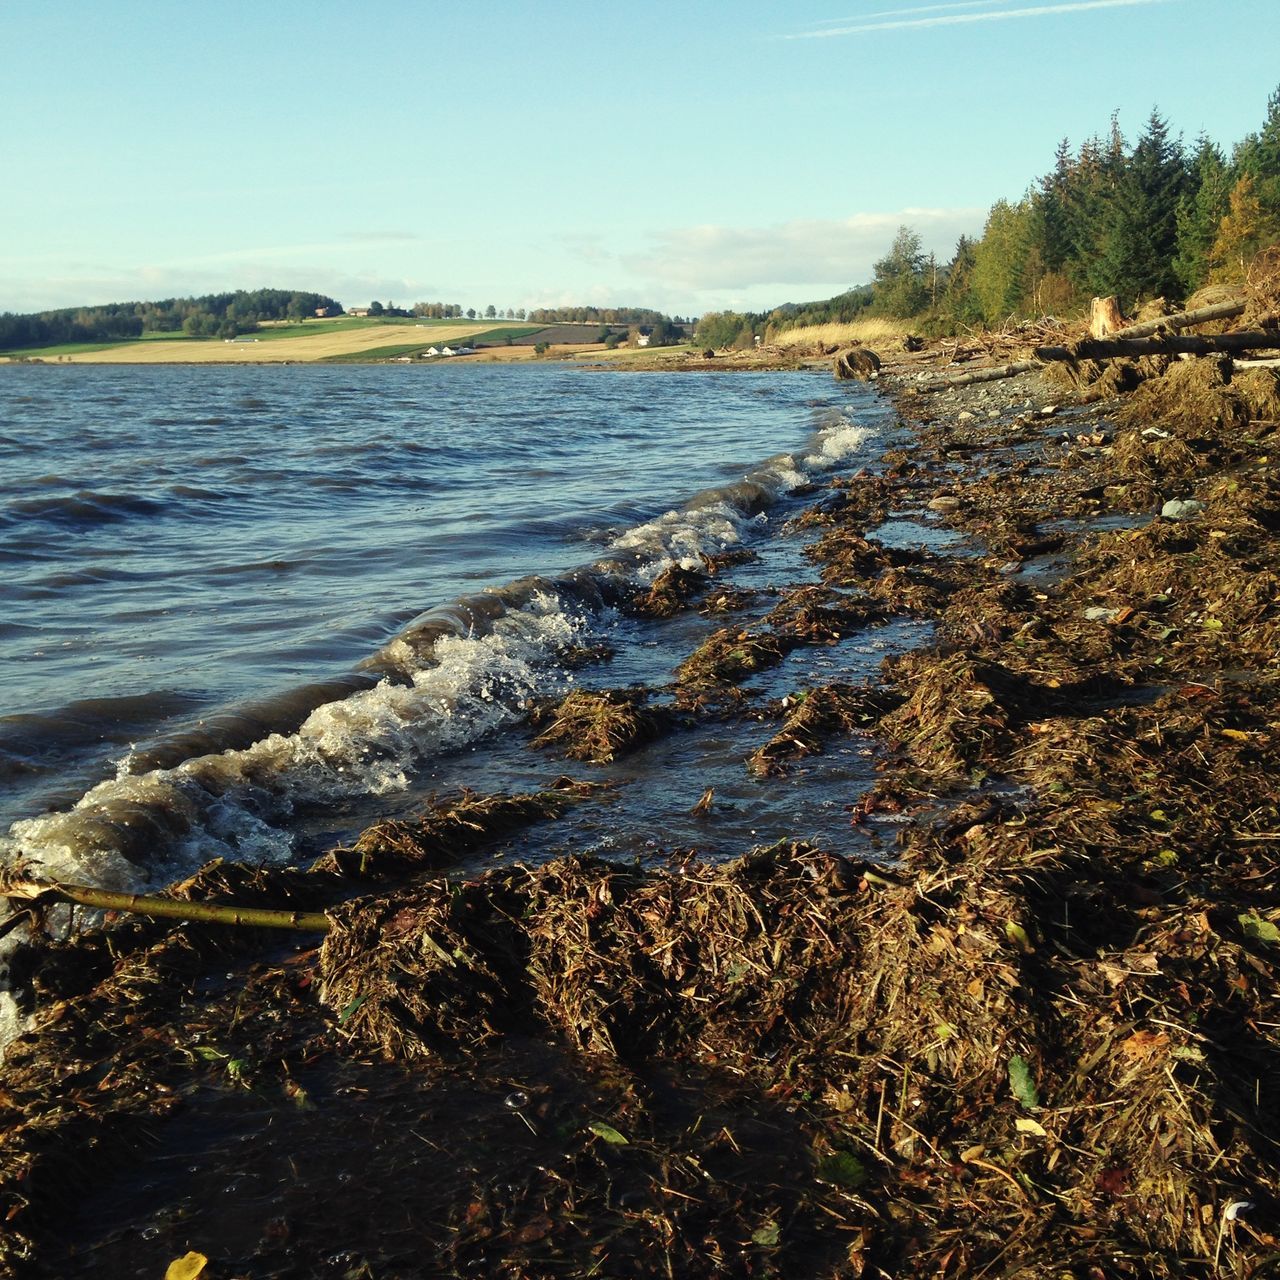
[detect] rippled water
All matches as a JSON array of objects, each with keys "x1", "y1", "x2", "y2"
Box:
[{"x1": 0, "y1": 362, "x2": 904, "y2": 906}]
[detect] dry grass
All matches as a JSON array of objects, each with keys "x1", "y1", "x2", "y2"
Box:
[{"x1": 769, "y1": 317, "x2": 909, "y2": 353}]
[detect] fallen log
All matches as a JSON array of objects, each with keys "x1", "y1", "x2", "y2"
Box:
[
  {"x1": 907, "y1": 359, "x2": 1040, "y2": 394},
  {"x1": 1, "y1": 873, "x2": 332, "y2": 932},
  {"x1": 904, "y1": 301, "x2": 1262, "y2": 396},
  {"x1": 1035, "y1": 331, "x2": 1280, "y2": 362},
  {"x1": 1106, "y1": 297, "x2": 1245, "y2": 340}
]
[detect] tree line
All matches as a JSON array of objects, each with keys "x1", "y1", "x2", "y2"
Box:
[
  {"x1": 699, "y1": 86, "x2": 1280, "y2": 348},
  {"x1": 0, "y1": 289, "x2": 343, "y2": 349}
]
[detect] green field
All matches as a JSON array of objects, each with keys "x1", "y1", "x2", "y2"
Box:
[{"x1": 0, "y1": 317, "x2": 530, "y2": 363}]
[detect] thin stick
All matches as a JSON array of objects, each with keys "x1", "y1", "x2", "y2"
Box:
[{"x1": 1, "y1": 875, "x2": 331, "y2": 932}]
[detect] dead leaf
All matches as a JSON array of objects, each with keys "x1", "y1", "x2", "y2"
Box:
[
  {"x1": 1120, "y1": 1029, "x2": 1170, "y2": 1060},
  {"x1": 511, "y1": 1214, "x2": 555, "y2": 1245},
  {"x1": 165, "y1": 1254, "x2": 208, "y2": 1280}
]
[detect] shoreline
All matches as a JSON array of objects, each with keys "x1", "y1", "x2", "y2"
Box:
[{"x1": 4, "y1": 347, "x2": 1279, "y2": 1277}]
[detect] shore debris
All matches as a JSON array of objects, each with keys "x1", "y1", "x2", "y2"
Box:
[
  {"x1": 531, "y1": 688, "x2": 669, "y2": 762},
  {"x1": 9, "y1": 317, "x2": 1280, "y2": 1277},
  {"x1": 833, "y1": 346, "x2": 882, "y2": 380}
]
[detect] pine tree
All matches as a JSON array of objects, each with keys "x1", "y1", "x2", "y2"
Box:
[
  {"x1": 1092, "y1": 110, "x2": 1187, "y2": 304},
  {"x1": 1173, "y1": 137, "x2": 1232, "y2": 293}
]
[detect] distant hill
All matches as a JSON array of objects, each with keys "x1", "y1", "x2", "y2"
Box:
[{"x1": 0, "y1": 289, "x2": 344, "y2": 351}]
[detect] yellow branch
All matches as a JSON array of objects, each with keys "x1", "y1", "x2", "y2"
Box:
[{"x1": 1, "y1": 875, "x2": 331, "y2": 932}]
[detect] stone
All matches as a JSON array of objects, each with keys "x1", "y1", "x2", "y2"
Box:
[{"x1": 1161, "y1": 498, "x2": 1205, "y2": 521}]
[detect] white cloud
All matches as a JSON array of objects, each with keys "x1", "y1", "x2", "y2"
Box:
[
  {"x1": 791, "y1": 0, "x2": 1177, "y2": 38},
  {"x1": 619, "y1": 209, "x2": 983, "y2": 296},
  {"x1": 0, "y1": 260, "x2": 440, "y2": 313}
]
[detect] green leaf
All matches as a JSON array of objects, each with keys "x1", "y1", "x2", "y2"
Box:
[
  {"x1": 1008, "y1": 1055, "x2": 1040, "y2": 1110},
  {"x1": 1202, "y1": 617, "x2": 1224, "y2": 632},
  {"x1": 751, "y1": 1222, "x2": 782, "y2": 1247},
  {"x1": 816, "y1": 1150, "x2": 868, "y2": 1188},
  {"x1": 1239, "y1": 912, "x2": 1280, "y2": 945},
  {"x1": 1005, "y1": 921, "x2": 1032, "y2": 952},
  {"x1": 588, "y1": 1122, "x2": 630, "y2": 1145},
  {"x1": 338, "y1": 993, "x2": 369, "y2": 1025}
]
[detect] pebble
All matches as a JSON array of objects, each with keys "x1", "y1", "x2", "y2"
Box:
[
  {"x1": 1038, "y1": 405, "x2": 1059, "y2": 418},
  {"x1": 1084, "y1": 606, "x2": 1120, "y2": 623},
  {"x1": 957, "y1": 410, "x2": 977, "y2": 423},
  {"x1": 1161, "y1": 498, "x2": 1205, "y2": 520},
  {"x1": 928, "y1": 496, "x2": 962, "y2": 513}
]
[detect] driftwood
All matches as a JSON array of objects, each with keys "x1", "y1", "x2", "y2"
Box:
[
  {"x1": 833, "y1": 347, "x2": 881, "y2": 381},
  {"x1": 906, "y1": 300, "x2": 1260, "y2": 395},
  {"x1": 1036, "y1": 331, "x2": 1280, "y2": 362},
  {"x1": 1, "y1": 874, "x2": 332, "y2": 932},
  {"x1": 908, "y1": 359, "x2": 1040, "y2": 394},
  {"x1": 1106, "y1": 298, "x2": 1245, "y2": 341}
]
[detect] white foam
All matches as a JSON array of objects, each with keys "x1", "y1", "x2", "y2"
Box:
[
  {"x1": 2, "y1": 592, "x2": 585, "y2": 890},
  {"x1": 2, "y1": 412, "x2": 880, "y2": 898},
  {"x1": 610, "y1": 501, "x2": 749, "y2": 573}
]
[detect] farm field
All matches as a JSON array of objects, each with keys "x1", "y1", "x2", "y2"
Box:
[{"x1": 2, "y1": 319, "x2": 499, "y2": 364}]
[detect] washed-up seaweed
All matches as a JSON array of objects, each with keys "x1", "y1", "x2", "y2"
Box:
[
  {"x1": 10, "y1": 347, "x2": 1280, "y2": 1278},
  {"x1": 530, "y1": 687, "x2": 671, "y2": 762},
  {"x1": 747, "y1": 683, "x2": 891, "y2": 776}
]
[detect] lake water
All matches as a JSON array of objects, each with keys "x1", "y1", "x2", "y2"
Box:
[{"x1": 0, "y1": 362, "x2": 910, "y2": 902}]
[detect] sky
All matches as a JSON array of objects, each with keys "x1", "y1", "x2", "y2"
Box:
[{"x1": 2, "y1": 0, "x2": 1278, "y2": 318}]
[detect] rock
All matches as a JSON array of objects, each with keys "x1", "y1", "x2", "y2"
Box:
[
  {"x1": 957, "y1": 410, "x2": 977, "y2": 423},
  {"x1": 1161, "y1": 498, "x2": 1205, "y2": 521},
  {"x1": 1084, "y1": 606, "x2": 1120, "y2": 623},
  {"x1": 988, "y1": 409, "x2": 1001, "y2": 419},
  {"x1": 927, "y1": 496, "x2": 962, "y2": 513},
  {"x1": 1038, "y1": 405, "x2": 1059, "y2": 418}
]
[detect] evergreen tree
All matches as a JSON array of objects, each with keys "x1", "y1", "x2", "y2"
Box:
[
  {"x1": 1092, "y1": 110, "x2": 1187, "y2": 304},
  {"x1": 942, "y1": 235, "x2": 984, "y2": 328},
  {"x1": 1173, "y1": 137, "x2": 1232, "y2": 292},
  {"x1": 871, "y1": 225, "x2": 928, "y2": 317},
  {"x1": 970, "y1": 200, "x2": 1038, "y2": 324}
]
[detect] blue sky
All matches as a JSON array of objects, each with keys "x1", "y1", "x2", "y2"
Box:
[{"x1": 2, "y1": 0, "x2": 1277, "y2": 316}]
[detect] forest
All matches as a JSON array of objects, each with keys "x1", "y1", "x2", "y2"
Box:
[
  {"x1": 699, "y1": 86, "x2": 1280, "y2": 349},
  {"x1": 0, "y1": 289, "x2": 343, "y2": 350}
]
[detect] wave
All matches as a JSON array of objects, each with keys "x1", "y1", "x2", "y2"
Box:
[
  {"x1": 4, "y1": 489, "x2": 167, "y2": 529},
  {"x1": 1, "y1": 413, "x2": 873, "y2": 894}
]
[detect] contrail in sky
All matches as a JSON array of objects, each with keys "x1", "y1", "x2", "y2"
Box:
[
  {"x1": 792, "y1": 0, "x2": 1178, "y2": 38},
  {"x1": 810, "y1": 1, "x2": 1012, "y2": 26}
]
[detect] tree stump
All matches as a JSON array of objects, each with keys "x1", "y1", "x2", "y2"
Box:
[
  {"x1": 834, "y1": 348, "x2": 882, "y2": 381},
  {"x1": 1089, "y1": 296, "x2": 1126, "y2": 339}
]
